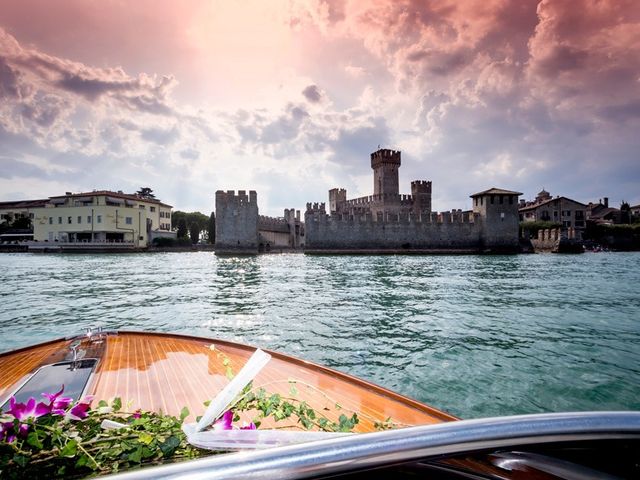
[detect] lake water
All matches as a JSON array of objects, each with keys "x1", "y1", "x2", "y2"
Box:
[{"x1": 1, "y1": 252, "x2": 638, "y2": 419}]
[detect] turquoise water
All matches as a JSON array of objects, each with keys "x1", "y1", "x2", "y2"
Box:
[{"x1": 1, "y1": 252, "x2": 638, "y2": 419}]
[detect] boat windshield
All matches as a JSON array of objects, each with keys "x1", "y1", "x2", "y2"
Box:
[{"x1": 1, "y1": 359, "x2": 97, "y2": 407}]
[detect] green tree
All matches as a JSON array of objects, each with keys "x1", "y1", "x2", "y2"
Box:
[
  {"x1": 171, "y1": 211, "x2": 187, "y2": 231},
  {"x1": 177, "y1": 218, "x2": 188, "y2": 239},
  {"x1": 136, "y1": 187, "x2": 156, "y2": 199},
  {"x1": 207, "y1": 212, "x2": 215, "y2": 244},
  {"x1": 186, "y1": 212, "x2": 208, "y2": 243},
  {"x1": 621, "y1": 201, "x2": 631, "y2": 224}
]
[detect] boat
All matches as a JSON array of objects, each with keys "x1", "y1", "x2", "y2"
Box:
[{"x1": 1, "y1": 329, "x2": 639, "y2": 478}]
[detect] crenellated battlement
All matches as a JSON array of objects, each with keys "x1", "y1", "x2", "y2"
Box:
[
  {"x1": 370, "y1": 148, "x2": 401, "y2": 168},
  {"x1": 215, "y1": 189, "x2": 257, "y2": 206},
  {"x1": 308, "y1": 209, "x2": 478, "y2": 225},
  {"x1": 306, "y1": 202, "x2": 326, "y2": 213},
  {"x1": 341, "y1": 193, "x2": 416, "y2": 208},
  {"x1": 258, "y1": 215, "x2": 289, "y2": 233}
]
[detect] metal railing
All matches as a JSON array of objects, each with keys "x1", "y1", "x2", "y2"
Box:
[{"x1": 107, "y1": 411, "x2": 640, "y2": 480}]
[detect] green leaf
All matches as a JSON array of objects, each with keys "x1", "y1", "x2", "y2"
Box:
[
  {"x1": 75, "y1": 455, "x2": 88, "y2": 468},
  {"x1": 112, "y1": 397, "x2": 122, "y2": 412},
  {"x1": 159, "y1": 436, "x2": 180, "y2": 457},
  {"x1": 98, "y1": 400, "x2": 109, "y2": 408},
  {"x1": 60, "y1": 439, "x2": 78, "y2": 458},
  {"x1": 128, "y1": 445, "x2": 143, "y2": 463},
  {"x1": 27, "y1": 431, "x2": 43, "y2": 449},
  {"x1": 180, "y1": 407, "x2": 190, "y2": 422},
  {"x1": 289, "y1": 384, "x2": 298, "y2": 396},
  {"x1": 12, "y1": 454, "x2": 28, "y2": 468},
  {"x1": 138, "y1": 432, "x2": 153, "y2": 445}
]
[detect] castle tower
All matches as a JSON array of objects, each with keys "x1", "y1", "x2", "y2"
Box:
[
  {"x1": 328, "y1": 188, "x2": 347, "y2": 215},
  {"x1": 371, "y1": 149, "x2": 401, "y2": 196},
  {"x1": 470, "y1": 187, "x2": 522, "y2": 251},
  {"x1": 411, "y1": 180, "x2": 432, "y2": 216},
  {"x1": 214, "y1": 190, "x2": 259, "y2": 254}
]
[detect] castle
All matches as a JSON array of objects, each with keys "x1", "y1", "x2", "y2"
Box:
[
  {"x1": 215, "y1": 190, "x2": 304, "y2": 254},
  {"x1": 304, "y1": 148, "x2": 522, "y2": 253},
  {"x1": 215, "y1": 148, "x2": 522, "y2": 254}
]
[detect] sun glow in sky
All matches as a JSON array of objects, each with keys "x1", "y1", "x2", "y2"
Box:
[{"x1": 1, "y1": 0, "x2": 639, "y2": 215}]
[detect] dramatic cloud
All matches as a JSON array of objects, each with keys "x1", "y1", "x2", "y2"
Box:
[
  {"x1": 0, "y1": 0, "x2": 639, "y2": 214},
  {"x1": 302, "y1": 84, "x2": 323, "y2": 103}
]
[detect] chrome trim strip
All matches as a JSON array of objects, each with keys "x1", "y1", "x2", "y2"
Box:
[{"x1": 106, "y1": 411, "x2": 640, "y2": 480}]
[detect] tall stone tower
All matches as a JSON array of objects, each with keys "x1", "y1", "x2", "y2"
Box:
[
  {"x1": 371, "y1": 149, "x2": 401, "y2": 196},
  {"x1": 471, "y1": 187, "x2": 522, "y2": 251},
  {"x1": 328, "y1": 188, "x2": 347, "y2": 214},
  {"x1": 215, "y1": 190, "x2": 259, "y2": 254},
  {"x1": 411, "y1": 180, "x2": 432, "y2": 216}
]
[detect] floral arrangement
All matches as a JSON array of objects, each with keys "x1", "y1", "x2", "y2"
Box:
[
  {"x1": 0, "y1": 382, "x2": 371, "y2": 479},
  {"x1": 1, "y1": 348, "x2": 400, "y2": 478},
  {"x1": 0, "y1": 388, "x2": 205, "y2": 478}
]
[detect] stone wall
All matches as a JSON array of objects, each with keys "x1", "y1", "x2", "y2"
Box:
[
  {"x1": 304, "y1": 207, "x2": 482, "y2": 251},
  {"x1": 215, "y1": 190, "x2": 258, "y2": 254}
]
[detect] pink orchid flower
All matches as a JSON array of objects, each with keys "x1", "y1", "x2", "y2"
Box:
[
  {"x1": 213, "y1": 410, "x2": 233, "y2": 431},
  {"x1": 240, "y1": 422, "x2": 257, "y2": 430},
  {"x1": 42, "y1": 385, "x2": 73, "y2": 415},
  {"x1": 0, "y1": 420, "x2": 29, "y2": 443},
  {"x1": 7, "y1": 397, "x2": 51, "y2": 421},
  {"x1": 66, "y1": 396, "x2": 94, "y2": 421}
]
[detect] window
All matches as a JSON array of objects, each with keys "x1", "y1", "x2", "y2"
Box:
[
  {"x1": 490, "y1": 195, "x2": 494, "y2": 204},
  {"x1": 58, "y1": 217, "x2": 62, "y2": 224},
  {"x1": 553, "y1": 211, "x2": 558, "y2": 218},
  {"x1": 480, "y1": 197, "x2": 483, "y2": 206},
  {"x1": 97, "y1": 215, "x2": 102, "y2": 223},
  {"x1": 49, "y1": 217, "x2": 53, "y2": 225},
  {"x1": 150, "y1": 206, "x2": 156, "y2": 212},
  {"x1": 563, "y1": 221, "x2": 571, "y2": 227},
  {"x1": 77, "y1": 216, "x2": 82, "y2": 224},
  {"x1": 87, "y1": 216, "x2": 92, "y2": 223},
  {"x1": 68, "y1": 216, "x2": 72, "y2": 224},
  {"x1": 139, "y1": 205, "x2": 145, "y2": 210},
  {"x1": 125, "y1": 217, "x2": 132, "y2": 225},
  {"x1": 499, "y1": 195, "x2": 503, "y2": 204},
  {"x1": 509, "y1": 196, "x2": 513, "y2": 205}
]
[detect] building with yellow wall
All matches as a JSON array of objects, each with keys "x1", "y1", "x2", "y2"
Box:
[{"x1": 29, "y1": 191, "x2": 174, "y2": 248}]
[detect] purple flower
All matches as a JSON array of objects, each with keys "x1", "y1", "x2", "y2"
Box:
[
  {"x1": 240, "y1": 422, "x2": 257, "y2": 430},
  {"x1": 7, "y1": 397, "x2": 50, "y2": 421},
  {"x1": 132, "y1": 410, "x2": 142, "y2": 419},
  {"x1": 0, "y1": 421, "x2": 13, "y2": 442},
  {"x1": 42, "y1": 386, "x2": 73, "y2": 415},
  {"x1": 66, "y1": 396, "x2": 93, "y2": 421},
  {"x1": 213, "y1": 410, "x2": 233, "y2": 431},
  {"x1": 0, "y1": 421, "x2": 28, "y2": 443}
]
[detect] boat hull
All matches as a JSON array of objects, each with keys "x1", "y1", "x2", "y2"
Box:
[{"x1": 0, "y1": 331, "x2": 456, "y2": 431}]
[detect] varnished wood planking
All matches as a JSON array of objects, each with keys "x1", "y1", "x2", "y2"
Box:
[
  {"x1": 1, "y1": 332, "x2": 456, "y2": 432},
  {"x1": 89, "y1": 333, "x2": 455, "y2": 431},
  {"x1": 0, "y1": 339, "x2": 70, "y2": 399}
]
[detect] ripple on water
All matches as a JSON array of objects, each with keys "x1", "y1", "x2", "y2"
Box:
[{"x1": 1, "y1": 251, "x2": 639, "y2": 418}]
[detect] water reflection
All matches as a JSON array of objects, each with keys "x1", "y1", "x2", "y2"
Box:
[{"x1": 0, "y1": 252, "x2": 639, "y2": 418}]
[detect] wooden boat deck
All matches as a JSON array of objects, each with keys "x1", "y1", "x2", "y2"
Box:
[{"x1": 0, "y1": 332, "x2": 456, "y2": 432}]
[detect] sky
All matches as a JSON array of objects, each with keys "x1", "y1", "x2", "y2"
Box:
[{"x1": 0, "y1": 0, "x2": 639, "y2": 216}]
